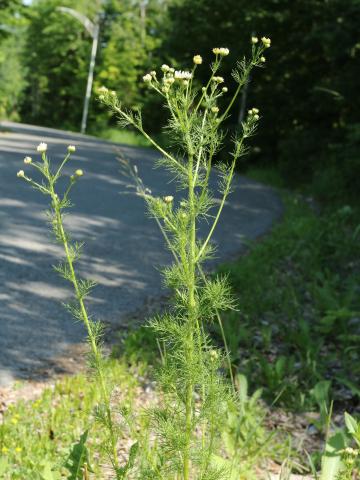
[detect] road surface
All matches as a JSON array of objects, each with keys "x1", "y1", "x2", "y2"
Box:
[{"x1": 0, "y1": 121, "x2": 283, "y2": 386}]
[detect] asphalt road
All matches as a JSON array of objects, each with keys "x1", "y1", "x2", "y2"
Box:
[{"x1": 0, "y1": 121, "x2": 283, "y2": 386}]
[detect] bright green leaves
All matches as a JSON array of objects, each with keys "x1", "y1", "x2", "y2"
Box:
[
  {"x1": 64, "y1": 430, "x2": 93, "y2": 480},
  {"x1": 199, "y1": 276, "x2": 237, "y2": 320}
]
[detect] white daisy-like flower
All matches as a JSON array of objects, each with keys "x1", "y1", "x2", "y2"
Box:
[
  {"x1": 174, "y1": 70, "x2": 192, "y2": 80},
  {"x1": 37, "y1": 142, "x2": 47, "y2": 153}
]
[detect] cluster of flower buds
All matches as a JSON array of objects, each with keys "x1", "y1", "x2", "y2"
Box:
[
  {"x1": 212, "y1": 47, "x2": 230, "y2": 56},
  {"x1": 261, "y1": 36, "x2": 271, "y2": 48},
  {"x1": 143, "y1": 73, "x2": 152, "y2": 83},
  {"x1": 161, "y1": 64, "x2": 174, "y2": 74},
  {"x1": 248, "y1": 108, "x2": 260, "y2": 121}
]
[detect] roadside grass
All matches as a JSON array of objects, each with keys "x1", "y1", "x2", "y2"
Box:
[
  {"x1": 94, "y1": 127, "x2": 170, "y2": 150},
  {"x1": 215, "y1": 192, "x2": 360, "y2": 411},
  {"x1": 0, "y1": 361, "x2": 141, "y2": 479},
  {"x1": 95, "y1": 128, "x2": 152, "y2": 147},
  {"x1": 2, "y1": 168, "x2": 359, "y2": 478}
]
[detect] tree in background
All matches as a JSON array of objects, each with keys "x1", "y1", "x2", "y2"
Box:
[
  {"x1": 164, "y1": 0, "x2": 360, "y2": 201},
  {"x1": 91, "y1": 0, "x2": 172, "y2": 132},
  {"x1": 20, "y1": 0, "x2": 96, "y2": 130},
  {"x1": 0, "y1": 0, "x2": 27, "y2": 119}
]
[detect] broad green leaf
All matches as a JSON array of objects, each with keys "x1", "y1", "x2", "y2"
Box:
[
  {"x1": 319, "y1": 432, "x2": 346, "y2": 480},
  {"x1": 344, "y1": 412, "x2": 357, "y2": 435},
  {"x1": 64, "y1": 430, "x2": 93, "y2": 480}
]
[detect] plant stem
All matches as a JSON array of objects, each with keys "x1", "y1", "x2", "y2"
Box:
[
  {"x1": 183, "y1": 151, "x2": 197, "y2": 480},
  {"x1": 50, "y1": 188, "x2": 119, "y2": 471}
]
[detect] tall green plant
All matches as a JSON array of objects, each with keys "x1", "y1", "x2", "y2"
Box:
[
  {"x1": 16, "y1": 145, "x2": 120, "y2": 477},
  {"x1": 100, "y1": 37, "x2": 270, "y2": 479}
]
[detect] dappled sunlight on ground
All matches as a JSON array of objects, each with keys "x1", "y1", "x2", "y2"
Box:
[{"x1": 0, "y1": 122, "x2": 282, "y2": 385}]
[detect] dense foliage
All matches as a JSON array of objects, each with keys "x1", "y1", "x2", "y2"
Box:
[{"x1": 1, "y1": 0, "x2": 359, "y2": 201}]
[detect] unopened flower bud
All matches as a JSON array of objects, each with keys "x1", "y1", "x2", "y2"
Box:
[
  {"x1": 251, "y1": 36, "x2": 259, "y2": 44},
  {"x1": 209, "y1": 350, "x2": 219, "y2": 360},
  {"x1": 67, "y1": 145, "x2": 76, "y2": 153},
  {"x1": 193, "y1": 55, "x2": 203, "y2": 65},
  {"x1": 222, "y1": 87, "x2": 228, "y2": 93},
  {"x1": 260, "y1": 56, "x2": 266, "y2": 63},
  {"x1": 253, "y1": 114, "x2": 260, "y2": 121},
  {"x1": 75, "y1": 169, "x2": 83, "y2": 177},
  {"x1": 150, "y1": 71, "x2": 156, "y2": 77},
  {"x1": 161, "y1": 64, "x2": 170, "y2": 72},
  {"x1": 24, "y1": 156, "x2": 32, "y2": 164},
  {"x1": 164, "y1": 195, "x2": 174, "y2": 203},
  {"x1": 17, "y1": 170, "x2": 25, "y2": 178},
  {"x1": 98, "y1": 86, "x2": 109, "y2": 94},
  {"x1": 211, "y1": 106, "x2": 219, "y2": 114}
]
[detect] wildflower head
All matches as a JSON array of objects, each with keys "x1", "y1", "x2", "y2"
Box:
[
  {"x1": 24, "y1": 156, "x2": 32, "y2": 164},
  {"x1": 98, "y1": 86, "x2": 109, "y2": 94},
  {"x1": 161, "y1": 64, "x2": 170, "y2": 72},
  {"x1": 37, "y1": 142, "x2": 47, "y2": 153},
  {"x1": 143, "y1": 73, "x2": 152, "y2": 83},
  {"x1": 209, "y1": 349, "x2": 219, "y2": 361},
  {"x1": 260, "y1": 56, "x2": 266, "y2": 63},
  {"x1": 251, "y1": 36, "x2": 259, "y2": 44},
  {"x1": 67, "y1": 145, "x2": 76, "y2": 153},
  {"x1": 15, "y1": 447, "x2": 22, "y2": 453},
  {"x1": 17, "y1": 170, "x2": 25, "y2": 178},
  {"x1": 211, "y1": 106, "x2": 219, "y2": 114},
  {"x1": 248, "y1": 108, "x2": 260, "y2": 121},
  {"x1": 261, "y1": 36, "x2": 271, "y2": 48},
  {"x1": 164, "y1": 195, "x2": 174, "y2": 203},
  {"x1": 222, "y1": 87, "x2": 228, "y2": 93},
  {"x1": 174, "y1": 70, "x2": 192, "y2": 80},
  {"x1": 213, "y1": 47, "x2": 230, "y2": 56},
  {"x1": 193, "y1": 54, "x2": 203, "y2": 65},
  {"x1": 212, "y1": 76, "x2": 224, "y2": 84},
  {"x1": 150, "y1": 70, "x2": 157, "y2": 77},
  {"x1": 75, "y1": 169, "x2": 83, "y2": 177},
  {"x1": 1, "y1": 446, "x2": 8, "y2": 454}
]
